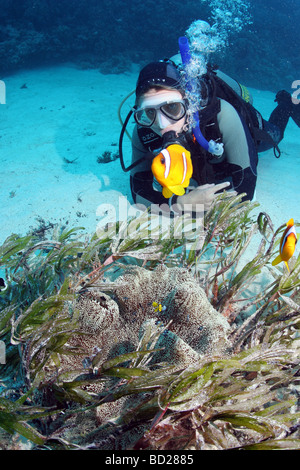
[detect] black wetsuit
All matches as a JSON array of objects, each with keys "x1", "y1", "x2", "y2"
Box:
[{"x1": 130, "y1": 97, "x2": 281, "y2": 206}]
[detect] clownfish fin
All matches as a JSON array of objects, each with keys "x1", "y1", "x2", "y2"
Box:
[
  {"x1": 285, "y1": 261, "x2": 290, "y2": 272},
  {"x1": 182, "y1": 179, "x2": 190, "y2": 189},
  {"x1": 162, "y1": 187, "x2": 174, "y2": 198},
  {"x1": 287, "y1": 218, "x2": 294, "y2": 227},
  {"x1": 272, "y1": 254, "x2": 283, "y2": 267},
  {"x1": 169, "y1": 185, "x2": 186, "y2": 196}
]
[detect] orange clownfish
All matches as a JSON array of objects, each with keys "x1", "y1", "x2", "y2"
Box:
[
  {"x1": 272, "y1": 218, "x2": 299, "y2": 271},
  {"x1": 151, "y1": 144, "x2": 193, "y2": 199}
]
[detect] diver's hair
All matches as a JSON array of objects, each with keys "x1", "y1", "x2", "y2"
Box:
[{"x1": 135, "y1": 60, "x2": 184, "y2": 101}]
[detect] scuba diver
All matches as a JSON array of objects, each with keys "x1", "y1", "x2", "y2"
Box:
[{"x1": 119, "y1": 44, "x2": 300, "y2": 214}]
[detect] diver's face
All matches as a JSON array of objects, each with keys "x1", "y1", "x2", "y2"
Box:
[{"x1": 138, "y1": 88, "x2": 186, "y2": 136}]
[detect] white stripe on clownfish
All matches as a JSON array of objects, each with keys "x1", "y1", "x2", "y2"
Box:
[
  {"x1": 160, "y1": 148, "x2": 171, "y2": 179},
  {"x1": 281, "y1": 225, "x2": 297, "y2": 255},
  {"x1": 180, "y1": 152, "x2": 187, "y2": 185}
]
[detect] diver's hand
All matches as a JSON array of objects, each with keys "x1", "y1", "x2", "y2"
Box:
[{"x1": 177, "y1": 182, "x2": 233, "y2": 212}]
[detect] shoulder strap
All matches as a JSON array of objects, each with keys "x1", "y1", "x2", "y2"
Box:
[
  {"x1": 206, "y1": 68, "x2": 280, "y2": 156},
  {"x1": 198, "y1": 96, "x2": 221, "y2": 127}
]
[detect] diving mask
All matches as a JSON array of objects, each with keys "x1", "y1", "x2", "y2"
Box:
[
  {"x1": 134, "y1": 100, "x2": 187, "y2": 127},
  {"x1": 134, "y1": 91, "x2": 187, "y2": 128}
]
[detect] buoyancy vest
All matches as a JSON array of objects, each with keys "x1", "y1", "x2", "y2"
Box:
[
  {"x1": 209, "y1": 68, "x2": 281, "y2": 155},
  {"x1": 137, "y1": 67, "x2": 280, "y2": 185}
]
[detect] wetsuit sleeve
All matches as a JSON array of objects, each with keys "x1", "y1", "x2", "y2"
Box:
[
  {"x1": 217, "y1": 99, "x2": 258, "y2": 200},
  {"x1": 130, "y1": 126, "x2": 167, "y2": 207}
]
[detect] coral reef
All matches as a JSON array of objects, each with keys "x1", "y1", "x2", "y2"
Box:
[
  {"x1": 97, "y1": 150, "x2": 119, "y2": 163},
  {"x1": 0, "y1": 1, "x2": 298, "y2": 90},
  {"x1": 40, "y1": 265, "x2": 230, "y2": 424},
  {"x1": 108, "y1": 265, "x2": 230, "y2": 356},
  {"x1": 0, "y1": 194, "x2": 300, "y2": 450}
]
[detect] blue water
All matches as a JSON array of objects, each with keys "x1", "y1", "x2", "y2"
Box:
[{"x1": 0, "y1": 0, "x2": 299, "y2": 91}]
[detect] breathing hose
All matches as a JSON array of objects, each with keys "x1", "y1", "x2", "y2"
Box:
[{"x1": 178, "y1": 36, "x2": 224, "y2": 156}]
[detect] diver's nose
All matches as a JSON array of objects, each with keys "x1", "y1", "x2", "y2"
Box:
[{"x1": 155, "y1": 111, "x2": 171, "y2": 129}]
